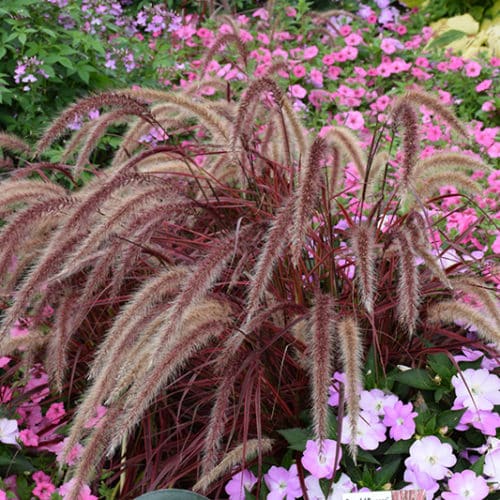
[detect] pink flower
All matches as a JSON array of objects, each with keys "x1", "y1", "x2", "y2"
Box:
[
  {"x1": 403, "y1": 466, "x2": 439, "y2": 500},
  {"x1": 309, "y1": 68, "x2": 323, "y2": 88},
  {"x1": 442, "y1": 470, "x2": 489, "y2": 499},
  {"x1": 19, "y1": 428, "x2": 39, "y2": 447},
  {"x1": 405, "y1": 436, "x2": 456, "y2": 480},
  {"x1": 484, "y1": 449, "x2": 500, "y2": 487},
  {"x1": 383, "y1": 401, "x2": 417, "y2": 440},
  {"x1": 55, "y1": 437, "x2": 84, "y2": 466},
  {"x1": 464, "y1": 60, "x2": 481, "y2": 77},
  {"x1": 58, "y1": 479, "x2": 98, "y2": 500},
  {"x1": 425, "y1": 124, "x2": 442, "y2": 142},
  {"x1": 289, "y1": 84, "x2": 307, "y2": 99},
  {"x1": 264, "y1": 464, "x2": 302, "y2": 500},
  {"x1": 0, "y1": 356, "x2": 10, "y2": 368},
  {"x1": 344, "y1": 33, "x2": 362, "y2": 46},
  {"x1": 456, "y1": 408, "x2": 500, "y2": 436},
  {"x1": 10, "y1": 319, "x2": 30, "y2": 338},
  {"x1": 252, "y1": 8, "x2": 269, "y2": 21},
  {"x1": 345, "y1": 111, "x2": 364, "y2": 130},
  {"x1": 301, "y1": 439, "x2": 342, "y2": 479},
  {"x1": 360, "y1": 389, "x2": 398, "y2": 416},
  {"x1": 46, "y1": 402, "x2": 65, "y2": 424},
  {"x1": 292, "y1": 64, "x2": 306, "y2": 78},
  {"x1": 380, "y1": 37, "x2": 401, "y2": 54},
  {"x1": 225, "y1": 470, "x2": 257, "y2": 499},
  {"x1": 339, "y1": 25, "x2": 351, "y2": 37},
  {"x1": 303, "y1": 46, "x2": 318, "y2": 60},
  {"x1": 32, "y1": 471, "x2": 51, "y2": 484},
  {"x1": 341, "y1": 411, "x2": 387, "y2": 450},
  {"x1": 32, "y1": 481, "x2": 56, "y2": 500},
  {"x1": 475, "y1": 79, "x2": 492, "y2": 92}
]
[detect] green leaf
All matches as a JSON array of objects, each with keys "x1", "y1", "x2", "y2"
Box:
[
  {"x1": 0, "y1": 452, "x2": 35, "y2": 474},
  {"x1": 277, "y1": 427, "x2": 312, "y2": 451},
  {"x1": 356, "y1": 449, "x2": 381, "y2": 465},
  {"x1": 427, "y1": 30, "x2": 466, "y2": 50},
  {"x1": 391, "y1": 369, "x2": 439, "y2": 390},
  {"x1": 57, "y1": 57, "x2": 74, "y2": 70},
  {"x1": 436, "y1": 409, "x2": 466, "y2": 430},
  {"x1": 427, "y1": 353, "x2": 455, "y2": 380},
  {"x1": 470, "y1": 454, "x2": 485, "y2": 475},
  {"x1": 384, "y1": 439, "x2": 413, "y2": 455},
  {"x1": 423, "y1": 414, "x2": 437, "y2": 434},
  {"x1": 374, "y1": 457, "x2": 402, "y2": 488}
]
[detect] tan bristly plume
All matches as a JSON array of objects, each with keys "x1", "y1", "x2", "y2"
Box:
[
  {"x1": 199, "y1": 33, "x2": 248, "y2": 77},
  {"x1": 291, "y1": 137, "x2": 327, "y2": 265},
  {"x1": 413, "y1": 152, "x2": 492, "y2": 180},
  {"x1": 395, "y1": 230, "x2": 420, "y2": 336},
  {"x1": 35, "y1": 92, "x2": 150, "y2": 155},
  {"x1": 390, "y1": 99, "x2": 418, "y2": 189},
  {"x1": 308, "y1": 292, "x2": 336, "y2": 442},
  {"x1": 193, "y1": 438, "x2": 274, "y2": 494},
  {"x1": 0, "y1": 132, "x2": 31, "y2": 155},
  {"x1": 323, "y1": 127, "x2": 366, "y2": 180},
  {"x1": 451, "y1": 277, "x2": 500, "y2": 330},
  {"x1": 337, "y1": 316, "x2": 363, "y2": 459},
  {"x1": 401, "y1": 89, "x2": 467, "y2": 137},
  {"x1": 350, "y1": 223, "x2": 377, "y2": 314},
  {"x1": 414, "y1": 171, "x2": 482, "y2": 201},
  {"x1": 427, "y1": 300, "x2": 499, "y2": 346}
]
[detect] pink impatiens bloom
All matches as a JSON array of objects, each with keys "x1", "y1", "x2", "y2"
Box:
[
  {"x1": 225, "y1": 469, "x2": 257, "y2": 500},
  {"x1": 341, "y1": 411, "x2": 387, "y2": 450},
  {"x1": 475, "y1": 79, "x2": 492, "y2": 92},
  {"x1": 360, "y1": 388, "x2": 398, "y2": 417},
  {"x1": 405, "y1": 436, "x2": 456, "y2": 480},
  {"x1": 452, "y1": 368, "x2": 500, "y2": 411},
  {"x1": 58, "y1": 479, "x2": 98, "y2": 500},
  {"x1": 19, "y1": 428, "x2": 39, "y2": 447},
  {"x1": 442, "y1": 470, "x2": 489, "y2": 499},
  {"x1": 301, "y1": 439, "x2": 342, "y2": 479},
  {"x1": 383, "y1": 401, "x2": 417, "y2": 440},
  {"x1": 289, "y1": 84, "x2": 307, "y2": 99},
  {"x1": 264, "y1": 464, "x2": 302, "y2": 500}
]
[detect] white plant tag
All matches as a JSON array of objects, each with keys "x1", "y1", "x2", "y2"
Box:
[{"x1": 342, "y1": 493, "x2": 392, "y2": 500}]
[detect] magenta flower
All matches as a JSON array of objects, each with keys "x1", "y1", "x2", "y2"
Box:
[
  {"x1": 383, "y1": 400, "x2": 417, "y2": 440},
  {"x1": 264, "y1": 465, "x2": 302, "y2": 500},
  {"x1": 405, "y1": 436, "x2": 456, "y2": 480},
  {"x1": 301, "y1": 439, "x2": 342, "y2": 479},
  {"x1": 442, "y1": 470, "x2": 489, "y2": 499},
  {"x1": 225, "y1": 470, "x2": 257, "y2": 500}
]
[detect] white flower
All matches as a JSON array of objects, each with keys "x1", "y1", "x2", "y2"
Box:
[
  {"x1": 0, "y1": 418, "x2": 19, "y2": 445},
  {"x1": 484, "y1": 448, "x2": 500, "y2": 489}
]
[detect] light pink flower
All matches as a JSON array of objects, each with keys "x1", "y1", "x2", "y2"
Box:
[
  {"x1": 289, "y1": 84, "x2": 307, "y2": 99},
  {"x1": 58, "y1": 479, "x2": 98, "y2": 500},
  {"x1": 225, "y1": 470, "x2": 257, "y2": 499},
  {"x1": 345, "y1": 111, "x2": 364, "y2": 130},
  {"x1": 19, "y1": 428, "x2": 39, "y2": 447},
  {"x1": 475, "y1": 79, "x2": 492, "y2": 92},
  {"x1": 32, "y1": 482, "x2": 56, "y2": 500},
  {"x1": 341, "y1": 411, "x2": 387, "y2": 450},
  {"x1": 464, "y1": 60, "x2": 481, "y2": 77},
  {"x1": 383, "y1": 401, "x2": 417, "y2": 440},
  {"x1": 452, "y1": 368, "x2": 500, "y2": 411},
  {"x1": 442, "y1": 470, "x2": 489, "y2": 499},
  {"x1": 264, "y1": 464, "x2": 302, "y2": 500},
  {"x1": 405, "y1": 436, "x2": 456, "y2": 480},
  {"x1": 301, "y1": 439, "x2": 342, "y2": 479},
  {"x1": 292, "y1": 64, "x2": 306, "y2": 78},
  {"x1": 303, "y1": 46, "x2": 318, "y2": 60}
]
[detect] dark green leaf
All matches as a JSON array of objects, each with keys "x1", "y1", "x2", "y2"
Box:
[
  {"x1": 427, "y1": 353, "x2": 455, "y2": 380},
  {"x1": 384, "y1": 439, "x2": 413, "y2": 455},
  {"x1": 374, "y1": 457, "x2": 402, "y2": 488},
  {"x1": 277, "y1": 428, "x2": 312, "y2": 451},
  {"x1": 436, "y1": 409, "x2": 466, "y2": 430},
  {"x1": 470, "y1": 454, "x2": 485, "y2": 475},
  {"x1": 391, "y1": 369, "x2": 439, "y2": 390}
]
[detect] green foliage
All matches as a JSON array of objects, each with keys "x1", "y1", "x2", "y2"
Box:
[{"x1": 422, "y1": 0, "x2": 496, "y2": 22}]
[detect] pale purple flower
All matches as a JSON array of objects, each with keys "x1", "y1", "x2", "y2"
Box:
[
  {"x1": 305, "y1": 472, "x2": 354, "y2": 499},
  {"x1": 383, "y1": 401, "x2": 417, "y2": 440},
  {"x1": 456, "y1": 408, "x2": 500, "y2": 435},
  {"x1": 442, "y1": 470, "x2": 489, "y2": 499},
  {"x1": 0, "y1": 418, "x2": 19, "y2": 445},
  {"x1": 405, "y1": 436, "x2": 456, "y2": 480},
  {"x1": 484, "y1": 448, "x2": 500, "y2": 488},
  {"x1": 359, "y1": 389, "x2": 398, "y2": 417},
  {"x1": 301, "y1": 439, "x2": 341, "y2": 479},
  {"x1": 328, "y1": 372, "x2": 347, "y2": 407},
  {"x1": 264, "y1": 465, "x2": 302, "y2": 500},
  {"x1": 452, "y1": 368, "x2": 500, "y2": 411},
  {"x1": 341, "y1": 411, "x2": 387, "y2": 450},
  {"x1": 403, "y1": 466, "x2": 439, "y2": 500},
  {"x1": 225, "y1": 470, "x2": 257, "y2": 500}
]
